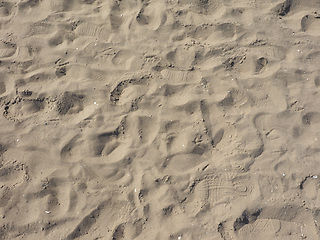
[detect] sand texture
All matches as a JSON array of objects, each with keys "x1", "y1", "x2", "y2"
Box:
[{"x1": 1, "y1": 0, "x2": 320, "y2": 239}]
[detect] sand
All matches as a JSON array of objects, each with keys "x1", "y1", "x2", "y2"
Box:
[{"x1": 1, "y1": 0, "x2": 320, "y2": 239}]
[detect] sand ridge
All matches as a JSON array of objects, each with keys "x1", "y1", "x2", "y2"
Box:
[{"x1": 1, "y1": 0, "x2": 320, "y2": 239}]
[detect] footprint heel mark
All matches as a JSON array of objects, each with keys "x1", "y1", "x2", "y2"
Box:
[
  {"x1": 231, "y1": 174, "x2": 255, "y2": 197},
  {"x1": 215, "y1": 22, "x2": 238, "y2": 39},
  {"x1": 55, "y1": 58, "x2": 69, "y2": 78},
  {"x1": 56, "y1": 92, "x2": 84, "y2": 115},
  {"x1": 301, "y1": 14, "x2": 320, "y2": 35},
  {"x1": 55, "y1": 66, "x2": 67, "y2": 78},
  {"x1": 66, "y1": 201, "x2": 106, "y2": 240},
  {"x1": 110, "y1": 80, "x2": 131, "y2": 103},
  {"x1": 0, "y1": 2, "x2": 15, "y2": 18},
  {"x1": 135, "y1": 2, "x2": 153, "y2": 26},
  {"x1": 112, "y1": 223, "x2": 125, "y2": 240},
  {"x1": 301, "y1": 14, "x2": 312, "y2": 32},
  {"x1": 255, "y1": 57, "x2": 268, "y2": 73},
  {"x1": 111, "y1": 50, "x2": 133, "y2": 66},
  {"x1": 274, "y1": 0, "x2": 293, "y2": 16}
]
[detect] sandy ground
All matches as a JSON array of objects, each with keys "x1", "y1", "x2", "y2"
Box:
[{"x1": 1, "y1": 0, "x2": 320, "y2": 239}]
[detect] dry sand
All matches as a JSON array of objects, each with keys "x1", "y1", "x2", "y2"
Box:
[{"x1": 1, "y1": 0, "x2": 320, "y2": 239}]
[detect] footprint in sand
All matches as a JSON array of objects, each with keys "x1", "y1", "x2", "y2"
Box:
[
  {"x1": 236, "y1": 205, "x2": 318, "y2": 240},
  {"x1": 56, "y1": 91, "x2": 85, "y2": 115},
  {"x1": 301, "y1": 13, "x2": 320, "y2": 36},
  {"x1": 110, "y1": 3, "x2": 123, "y2": 31},
  {"x1": 182, "y1": 170, "x2": 258, "y2": 233},
  {"x1": 135, "y1": 2, "x2": 166, "y2": 31},
  {"x1": 110, "y1": 75, "x2": 149, "y2": 109},
  {"x1": 75, "y1": 21, "x2": 108, "y2": 39},
  {"x1": 301, "y1": 112, "x2": 320, "y2": 126},
  {"x1": 274, "y1": 0, "x2": 320, "y2": 17},
  {"x1": 0, "y1": 2, "x2": 15, "y2": 18},
  {"x1": 193, "y1": 171, "x2": 254, "y2": 206},
  {"x1": 0, "y1": 40, "x2": 16, "y2": 59}
]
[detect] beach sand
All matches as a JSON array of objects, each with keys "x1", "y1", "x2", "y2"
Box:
[{"x1": 1, "y1": 0, "x2": 320, "y2": 239}]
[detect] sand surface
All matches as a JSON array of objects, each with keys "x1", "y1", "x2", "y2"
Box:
[{"x1": 1, "y1": 0, "x2": 320, "y2": 239}]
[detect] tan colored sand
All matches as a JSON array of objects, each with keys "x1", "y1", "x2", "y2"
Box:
[{"x1": 1, "y1": 0, "x2": 320, "y2": 239}]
